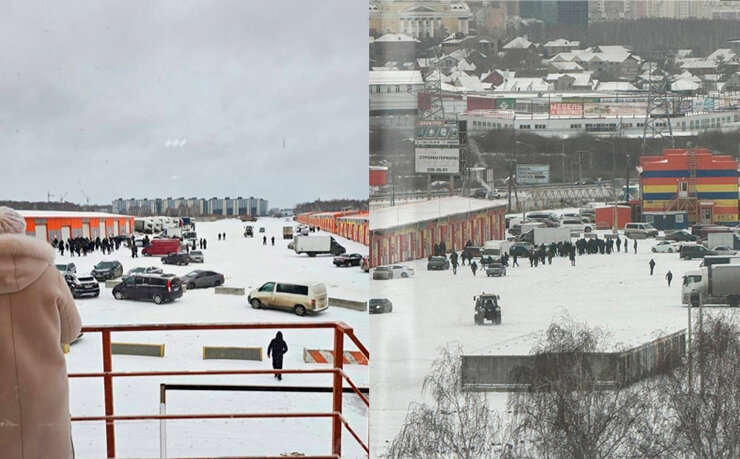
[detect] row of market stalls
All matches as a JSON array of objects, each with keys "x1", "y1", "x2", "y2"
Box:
[
  {"x1": 295, "y1": 211, "x2": 369, "y2": 245},
  {"x1": 18, "y1": 211, "x2": 135, "y2": 242}
]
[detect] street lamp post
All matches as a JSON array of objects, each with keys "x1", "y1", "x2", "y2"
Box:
[
  {"x1": 595, "y1": 138, "x2": 617, "y2": 175},
  {"x1": 626, "y1": 154, "x2": 631, "y2": 202}
]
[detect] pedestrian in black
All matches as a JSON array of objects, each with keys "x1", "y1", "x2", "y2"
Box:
[
  {"x1": 218, "y1": 233, "x2": 221, "y2": 241},
  {"x1": 131, "y1": 244, "x2": 138, "y2": 258},
  {"x1": 271, "y1": 236, "x2": 275, "y2": 246},
  {"x1": 470, "y1": 260, "x2": 478, "y2": 276},
  {"x1": 223, "y1": 233, "x2": 226, "y2": 241},
  {"x1": 616, "y1": 237, "x2": 622, "y2": 252},
  {"x1": 666, "y1": 270, "x2": 673, "y2": 287},
  {"x1": 512, "y1": 254, "x2": 518, "y2": 267},
  {"x1": 59, "y1": 243, "x2": 64, "y2": 256},
  {"x1": 634, "y1": 239, "x2": 638, "y2": 254},
  {"x1": 649, "y1": 258, "x2": 655, "y2": 275},
  {"x1": 569, "y1": 247, "x2": 576, "y2": 266},
  {"x1": 203, "y1": 238, "x2": 207, "y2": 250},
  {"x1": 267, "y1": 331, "x2": 288, "y2": 381},
  {"x1": 263, "y1": 236, "x2": 267, "y2": 245},
  {"x1": 624, "y1": 237, "x2": 628, "y2": 253}
]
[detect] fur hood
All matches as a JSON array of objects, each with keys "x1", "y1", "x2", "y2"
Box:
[{"x1": 0, "y1": 234, "x2": 56, "y2": 294}]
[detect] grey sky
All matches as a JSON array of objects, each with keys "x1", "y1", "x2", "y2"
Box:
[{"x1": 0, "y1": 1, "x2": 368, "y2": 209}]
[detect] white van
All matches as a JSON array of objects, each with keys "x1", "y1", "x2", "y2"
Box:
[
  {"x1": 624, "y1": 222, "x2": 659, "y2": 238},
  {"x1": 248, "y1": 281, "x2": 328, "y2": 316}
]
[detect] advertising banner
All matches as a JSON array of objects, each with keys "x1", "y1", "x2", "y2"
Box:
[
  {"x1": 550, "y1": 102, "x2": 584, "y2": 116},
  {"x1": 415, "y1": 148, "x2": 461, "y2": 174},
  {"x1": 516, "y1": 164, "x2": 550, "y2": 184},
  {"x1": 495, "y1": 98, "x2": 516, "y2": 110},
  {"x1": 583, "y1": 102, "x2": 646, "y2": 116},
  {"x1": 415, "y1": 120, "x2": 462, "y2": 174}
]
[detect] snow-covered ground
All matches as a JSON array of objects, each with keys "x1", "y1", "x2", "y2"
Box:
[
  {"x1": 369, "y1": 220, "x2": 722, "y2": 457},
  {"x1": 63, "y1": 217, "x2": 369, "y2": 458}
]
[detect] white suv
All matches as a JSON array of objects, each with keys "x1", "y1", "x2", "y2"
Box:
[
  {"x1": 560, "y1": 218, "x2": 593, "y2": 233},
  {"x1": 624, "y1": 222, "x2": 659, "y2": 239}
]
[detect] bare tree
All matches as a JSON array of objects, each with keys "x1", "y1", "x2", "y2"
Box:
[
  {"x1": 507, "y1": 316, "x2": 657, "y2": 459},
  {"x1": 651, "y1": 314, "x2": 740, "y2": 459},
  {"x1": 387, "y1": 343, "x2": 506, "y2": 458}
]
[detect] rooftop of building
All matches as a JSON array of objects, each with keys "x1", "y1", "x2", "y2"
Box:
[
  {"x1": 18, "y1": 210, "x2": 132, "y2": 219},
  {"x1": 370, "y1": 196, "x2": 506, "y2": 231}
]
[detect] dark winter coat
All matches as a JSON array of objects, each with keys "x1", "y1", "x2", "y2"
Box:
[{"x1": 267, "y1": 332, "x2": 288, "y2": 369}]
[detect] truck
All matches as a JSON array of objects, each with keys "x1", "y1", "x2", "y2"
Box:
[
  {"x1": 682, "y1": 264, "x2": 740, "y2": 307},
  {"x1": 283, "y1": 226, "x2": 293, "y2": 240},
  {"x1": 482, "y1": 240, "x2": 513, "y2": 260},
  {"x1": 293, "y1": 235, "x2": 346, "y2": 257},
  {"x1": 134, "y1": 218, "x2": 154, "y2": 234},
  {"x1": 142, "y1": 239, "x2": 181, "y2": 257},
  {"x1": 519, "y1": 227, "x2": 571, "y2": 246},
  {"x1": 707, "y1": 232, "x2": 740, "y2": 250}
]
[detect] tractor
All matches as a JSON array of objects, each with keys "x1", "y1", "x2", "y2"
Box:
[{"x1": 474, "y1": 293, "x2": 501, "y2": 325}]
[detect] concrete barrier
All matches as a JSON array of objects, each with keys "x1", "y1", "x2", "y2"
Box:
[
  {"x1": 328, "y1": 297, "x2": 367, "y2": 312},
  {"x1": 111, "y1": 342, "x2": 165, "y2": 357},
  {"x1": 105, "y1": 279, "x2": 122, "y2": 288},
  {"x1": 214, "y1": 287, "x2": 245, "y2": 296},
  {"x1": 303, "y1": 348, "x2": 368, "y2": 365},
  {"x1": 203, "y1": 346, "x2": 262, "y2": 361}
]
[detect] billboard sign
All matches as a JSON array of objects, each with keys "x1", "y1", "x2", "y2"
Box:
[
  {"x1": 584, "y1": 102, "x2": 646, "y2": 116},
  {"x1": 550, "y1": 102, "x2": 584, "y2": 116},
  {"x1": 415, "y1": 120, "x2": 462, "y2": 174},
  {"x1": 495, "y1": 98, "x2": 516, "y2": 110},
  {"x1": 516, "y1": 164, "x2": 550, "y2": 185}
]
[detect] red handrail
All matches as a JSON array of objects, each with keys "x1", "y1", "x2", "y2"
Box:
[{"x1": 69, "y1": 321, "x2": 369, "y2": 458}]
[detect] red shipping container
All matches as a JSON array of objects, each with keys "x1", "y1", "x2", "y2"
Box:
[
  {"x1": 595, "y1": 205, "x2": 631, "y2": 229},
  {"x1": 369, "y1": 167, "x2": 388, "y2": 186}
]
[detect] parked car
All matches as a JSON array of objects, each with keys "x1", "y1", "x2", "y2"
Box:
[
  {"x1": 712, "y1": 246, "x2": 737, "y2": 255},
  {"x1": 248, "y1": 281, "x2": 328, "y2": 316},
  {"x1": 427, "y1": 256, "x2": 450, "y2": 270},
  {"x1": 64, "y1": 273, "x2": 100, "y2": 298},
  {"x1": 369, "y1": 298, "x2": 393, "y2": 314},
  {"x1": 664, "y1": 230, "x2": 698, "y2": 242},
  {"x1": 464, "y1": 246, "x2": 483, "y2": 258},
  {"x1": 560, "y1": 218, "x2": 593, "y2": 233},
  {"x1": 189, "y1": 250, "x2": 204, "y2": 263},
  {"x1": 361, "y1": 256, "x2": 370, "y2": 273},
  {"x1": 680, "y1": 243, "x2": 717, "y2": 260},
  {"x1": 485, "y1": 263, "x2": 507, "y2": 277},
  {"x1": 180, "y1": 270, "x2": 224, "y2": 289},
  {"x1": 509, "y1": 242, "x2": 535, "y2": 257},
  {"x1": 162, "y1": 252, "x2": 191, "y2": 266},
  {"x1": 333, "y1": 253, "x2": 363, "y2": 267},
  {"x1": 373, "y1": 265, "x2": 415, "y2": 279},
  {"x1": 55, "y1": 263, "x2": 77, "y2": 275},
  {"x1": 259, "y1": 227, "x2": 265, "y2": 233},
  {"x1": 624, "y1": 222, "x2": 659, "y2": 239},
  {"x1": 91, "y1": 261, "x2": 123, "y2": 281},
  {"x1": 112, "y1": 274, "x2": 183, "y2": 304},
  {"x1": 652, "y1": 241, "x2": 683, "y2": 253},
  {"x1": 126, "y1": 266, "x2": 164, "y2": 276}
]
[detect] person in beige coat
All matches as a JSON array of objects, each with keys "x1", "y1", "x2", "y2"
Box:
[{"x1": 0, "y1": 207, "x2": 82, "y2": 459}]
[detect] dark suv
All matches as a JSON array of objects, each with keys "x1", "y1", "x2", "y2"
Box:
[
  {"x1": 64, "y1": 273, "x2": 100, "y2": 298},
  {"x1": 112, "y1": 274, "x2": 183, "y2": 304},
  {"x1": 162, "y1": 252, "x2": 191, "y2": 266},
  {"x1": 91, "y1": 261, "x2": 123, "y2": 281},
  {"x1": 680, "y1": 244, "x2": 716, "y2": 260},
  {"x1": 427, "y1": 256, "x2": 450, "y2": 270}
]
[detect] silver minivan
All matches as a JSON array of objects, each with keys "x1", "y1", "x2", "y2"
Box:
[
  {"x1": 248, "y1": 281, "x2": 328, "y2": 316},
  {"x1": 624, "y1": 222, "x2": 659, "y2": 238}
]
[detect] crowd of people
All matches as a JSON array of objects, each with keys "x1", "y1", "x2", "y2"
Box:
[{"x1": 52, "y1": 235, "x2": 123, "y2": 257}]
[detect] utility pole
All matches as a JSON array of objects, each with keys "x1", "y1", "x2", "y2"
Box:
[{"x1": 626, "y1": 154, "x2": 631, "y2": 202}]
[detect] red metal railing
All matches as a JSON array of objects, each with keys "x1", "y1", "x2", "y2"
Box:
[{"x1": 68, "y1": 321, "x2": 369, "y2": 458}]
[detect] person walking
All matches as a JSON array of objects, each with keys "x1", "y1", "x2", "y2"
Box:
[
  {"x1": 470, "y1": 260, "x2": 478, "y2": 276},
  {"x1": 203, "y1": 238, "x2": 207, "y2": 250},
  {"x1": 512, "y1": 253, "x2": 519, "y2": 267},
  {"x1": 649, "y1": 258, "x2": 656, "y2": 275},
  {"x1": 223, "y1": 232, "x2": 226, "y2": 241},
  {"x1": 666, "y1": 270, "x2": 673, "y2": 286},
  {"x1": 131, "y1": 243, "x2": 138, "y2": 258},
  {"x1": 218, "y1": 233, "x2": 221, "y2": 241},
  {"x1": 263, "y1": 236, "x2": 267, "y2": 246},
  {"x1": 634, "y1": 239, "x2": 638, "y2": 254},
  {"x1": 0, "y1": 207, "x2": 82, "y2": 459},
  {"x1": 616, "y1": 237, "x2": 622, "y2": 252},
  {"x1": 271, "y1": 236, "x2": 275, "y2": 246},
  {"x1": 267, "y1": 331, "x2": 288, "y2": 381},
  {"x1": 624, "y1": 237, "x2": 628, "y2": 253}
]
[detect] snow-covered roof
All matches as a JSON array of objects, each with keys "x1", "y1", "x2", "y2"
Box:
[
  {"x1": 369, "y1": 69, "x2": 424, "y2": 85},
  {"x1": 549, "y1": 61, "x2": 584, "y2": 72},
  {"x1": 494, "y1": 77, "x2": 551, "y2": 92},
  {"x1": 680, "y1": 59, "x2": 718, "y2": 70},
  {"x1": 590, "y1": 45, "x2": 632, "y2": 54},
  {"x1": 453, "y1": 58, "x2": 476, "y2": 73},
  {"x1": 677, "y1": 70, "x2": 700, "y2": 82},
  {"x1": 596, "y1": 81, "x2": 639, "y2": 91},
  {"x1": 503, "y1": 36, "x2": 534, "y2": 50},
  {"x1": 453, "y1": 73, "x2": 485, "y2": 92},
  {"x1": 708, "y1": 48, "x2": 736, "y2": 62},
  {"x1": 18, "y1": 210, "x2": 132, "y2": 219},
  {"x1": 671, "y1": 79, "x2": 701, "y2": 91},
  {"x1": 375, "y1": 33, "x2": 420, "y2": 43},
  {"x1": 551, "y1": 51, "x2": 635, "y2": 64},
  {"x1": 544, "y1": 39, "x2": 580, "y2": 48},
  {"x1": 546, "y1": 72, "x2": 593, "y2": 87},
  {"x1": 676, "y1": 49, "x2": 693, "y2": 58},
  {"x1": 370, "y1": 197, "x2": 507, "y2": 231}
]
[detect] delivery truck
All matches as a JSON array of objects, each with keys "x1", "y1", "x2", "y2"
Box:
[
  {"x1": 519, "y1": 227, "x2": 571, "y2": 246},
  {"x1": 706, "y1": 232, "x2": 740, "y2": 250},
  {"x1": 283, "y1": 226, "x2": 294, "y2": 240},
  {"x1": 293, "y1": 235, "x2": 346, "y2": 257},
  {"x1": 141, "y1": 238, "x2": 181, "y2": 256},
  {"x1": 682, "y1": 264, "x2": 740, "y2": 307}
]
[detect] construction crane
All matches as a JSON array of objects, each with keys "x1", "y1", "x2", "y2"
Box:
[
  {"x1": 81, "y1": 190, "x2": 91, "y2": 208},
  {"x1": 58, "y1": 193, "x2": 67, "y2": 203}
]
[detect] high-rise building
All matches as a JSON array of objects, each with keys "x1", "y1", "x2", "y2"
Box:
[{"x1": 519, "y1": 0, "x2": 587, "y2": 29}]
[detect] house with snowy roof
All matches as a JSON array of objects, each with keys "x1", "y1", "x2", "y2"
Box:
[
  {"x1": 548, "y1": 61, "x2": 585, "y2": 73},
  {"x1": 679, "y1": 58, "x2": 719, "y2": 75},
  {"x1": 595, "y1": 81, "x2": 639, "y2": 92},
  {"x1": 545, "y1": 72, "x2": 594, "y2": 91},
  {"x1": 549, "y1": 51, "x2": 640, "y2": 80},
  {"x1": 542, "y1": 39, "x2": 581, "y2": 57},
  {"x1": 708, "y1": 48, "x2": 738, "y2": 64},
  {"x1": 494, "y1": 77, "x2": 551, "y2": 92},
  {"x1": 481, "y1": 69, "x2": 515, "y2": 89},
  {"x1": 671, "y1": 78, "x2": 702, "y2": 94},
  {"x1": 372, "y1": 33, "x2": 420, "y2": 65}
]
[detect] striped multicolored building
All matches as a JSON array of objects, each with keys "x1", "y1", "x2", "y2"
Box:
[{"x1": 640, "y1": 149, "x2": 738, "y2": 224}]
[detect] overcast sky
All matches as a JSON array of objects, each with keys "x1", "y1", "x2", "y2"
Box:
[{"x1": 0, "y1": 1, "x2": 367, "y2": 209}]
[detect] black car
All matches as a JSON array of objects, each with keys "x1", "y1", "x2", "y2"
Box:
[
  {"x1": 64, "y1": 273, "x2": 100, "y2": 298},
  {"x1": 369, "y1": 298, "x2": 392, "y2": 314},
  {"x1": 509, "y1": 242, "x2": 534, "y2": 257},
  {"x1": 427, "y1": 256, "x2": 450, "y2": 270},
  {"x1": 91, "y1": 261, "x2": 123, "y2": 281},
  {"x1": 162, "y1": 252, "x2": 191, "y2": 266},
  {"x1": 180, "y1": 270, "x2": 224, "y2": 289},
  {"x1": 664, "y1": 230, "x2": 698, "y2": 242},
  {"x1": 112, "y1": 274, "x2": 183, "y2": 304},
  {"x1": 333, "y1": 253, "x2": 363, "y2": 267}
]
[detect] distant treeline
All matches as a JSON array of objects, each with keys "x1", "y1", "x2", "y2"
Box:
[
  {"x1": 0, "y1": 201, "x2": 108, "y2": 212},
  {"x1": 540, "y1": 18, "x2": 740, "y2": 57},
  {"x1": 293, "y1": 199, "x2": 369, "y2": 214}
]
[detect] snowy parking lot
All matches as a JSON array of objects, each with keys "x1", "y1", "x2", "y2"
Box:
[
  {"x1": 63, "y1": 217, "x2": 369, "y2": 457},
  {"x1": 369, "y1": 224, "x2": 725, "y2": 455}
]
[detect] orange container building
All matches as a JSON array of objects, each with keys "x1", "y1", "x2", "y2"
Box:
[
  {"x1": 594, "y1": 205, "x2": 632, "y2": 229},
  {"x1": 19, "y1": 211, "x2": 135, "y2": 242},
  {"x1": 295, "y1": 210, "x2": 369, "y2": 246}
]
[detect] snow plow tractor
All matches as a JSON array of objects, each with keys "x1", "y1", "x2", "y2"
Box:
[{"x1": 474, "y1": 293, "x2": 501, "y2": 325}]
